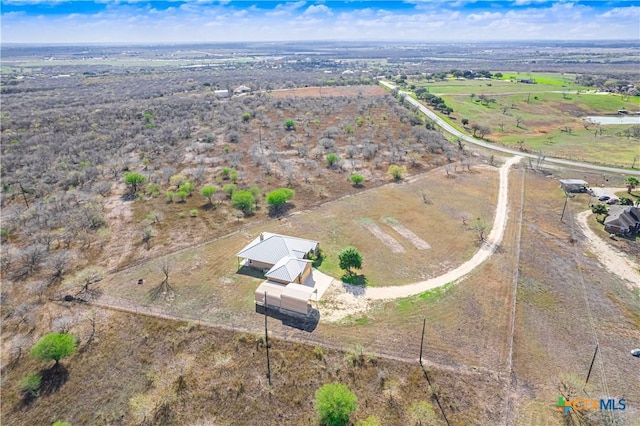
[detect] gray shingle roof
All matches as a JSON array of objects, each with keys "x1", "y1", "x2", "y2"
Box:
[{"x1": 604, "y1": 206, "x2": 640, "y2": 231}]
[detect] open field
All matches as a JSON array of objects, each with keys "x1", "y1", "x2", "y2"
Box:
[
  {"x1": 97, "y1": 163, "x2": 499, "y2": 327},
  {"x1": 2, "y1": 43, "x2": 639, "y2": 426},
  {"x1": 510, "y1": 172, "x2": 640, "y2": 425},
  {"x1": 404, "y1": 74, "x2": 640, "y2": 167},
  {"x1": 1, "y1": 307, "x2": 507, "y2": 426}
]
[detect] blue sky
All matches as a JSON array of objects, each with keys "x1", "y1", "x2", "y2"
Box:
[{"x1": 1, "y1": 1, "x2": 639, "y2": 43}]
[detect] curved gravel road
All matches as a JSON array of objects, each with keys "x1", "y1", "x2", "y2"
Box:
[{"x1": 379, "y1": 80, "x2": 640, "y2": 176}]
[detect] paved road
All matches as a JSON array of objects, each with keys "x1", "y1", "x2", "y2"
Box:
[{"x1": 379, "y1": 80, "x2": 640, "y2": 176}]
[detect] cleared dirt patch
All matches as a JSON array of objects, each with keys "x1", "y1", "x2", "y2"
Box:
[
  {"x1": 268, "y1": 85, "x2": 387, "y2": 98},
  {"x1": 360, "y1": 219, "x2": 405, "y2": 253},
  {"x1": 381, "y1": 217, "x2": 431, "y2": 250}
]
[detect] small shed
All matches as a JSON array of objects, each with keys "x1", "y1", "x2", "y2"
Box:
[{"x1": 560, "y1": 179, "x2": 589, "y2": 193}]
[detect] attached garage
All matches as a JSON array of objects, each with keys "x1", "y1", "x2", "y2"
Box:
[
  {"x1": 281, "y1": 284, "x2": 317, "y2": 316},
  {"x1": 254, "y1": 281, "x2": 317, "y2": 316},
  {"x1": 255, "y1": 281, "x2": 286, "y2": 309}
]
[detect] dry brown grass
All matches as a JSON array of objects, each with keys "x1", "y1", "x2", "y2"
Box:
[
  {"x1": 510, "y1": 171, "x2": 640, "y2": 425},
  {"x1": 97, "y1": 164, "x2": 499, "y2": 334},
  {"x1": 1, "y1": 308, "x2": 503, "y2": 425},
  {"x1": 269, "y1": 85, "x2": 387, "y2": 98}
]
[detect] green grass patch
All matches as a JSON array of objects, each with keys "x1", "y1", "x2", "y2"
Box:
[
  {"x1": 517, "y1": 277, "x2": 558, "y2": 310},
  {"x1": 394, "y1": 282, "x2": 454, "y2": 314},
  {"x1": 411, "y1": 80, "x2": 640, "y2": 167}
]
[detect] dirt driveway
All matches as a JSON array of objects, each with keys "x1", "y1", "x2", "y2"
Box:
[
  {"x1": 575, "y1": 210, "x2": 640, "y2": 288},
  {"x1": 320, "y1": 156, "x2": 522, "y2": 322}
]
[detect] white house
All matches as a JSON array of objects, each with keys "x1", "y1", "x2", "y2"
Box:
[{"x1": 236, "y1": 233, "x2": 319, "y2": 316}]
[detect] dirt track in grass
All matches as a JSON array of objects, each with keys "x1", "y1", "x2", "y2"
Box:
[
  {"x1": 361, "y1": 221, "x2": 406, "y2": 253},
  {"x1": 382, "y1": 217, "x2": 431, "y2": 250}
]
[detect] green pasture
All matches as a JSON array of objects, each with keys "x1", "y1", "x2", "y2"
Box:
[{"x1": 405, "y1": 73, "x2": 640, "y2": 167}]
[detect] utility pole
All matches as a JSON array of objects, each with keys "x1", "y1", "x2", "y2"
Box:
[
  {"x1": 264, "y1": 292, "x2": 271, "y2": 386},
  {"x1": 584, "y1": 344, "x2": 598, "y2": 388},
  {"x1": 419, "y1": 317, "x2": 426, "y2": 366},
  {"x1": 561, "y1": 192, "x2": 573, "y2": 222}
]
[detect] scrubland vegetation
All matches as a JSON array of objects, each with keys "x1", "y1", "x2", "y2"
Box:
[{"x1": 2, "y1": 41, "x2": 639, "y2": 425}]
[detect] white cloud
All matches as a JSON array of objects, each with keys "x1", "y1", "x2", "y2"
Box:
[
  {"x1": 467, "y1": 11, "x2": 502, "y2": 22},
  {"x1": 599, "y1": 6, "x2": 640, "y2": 19},
  {"x1": 303, "y1": 4, "x2": 331, "y2": 15},
  {"x1": 513, "y1": 0, "x2": 547, "y2": 5}
]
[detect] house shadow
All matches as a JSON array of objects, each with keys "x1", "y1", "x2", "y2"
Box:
[
  {"x1": 255, "y1": 305, "x2": 320, "y2": 332},
  {"x1": 236, "y1": 265, "x2": 266, "y2": 279}
]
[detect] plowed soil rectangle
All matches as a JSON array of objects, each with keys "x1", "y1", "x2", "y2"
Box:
[
  {"x1": 361, "y1": 221, "x2": 405, "y2": 253},
  {"x1": 382, "y1": 217, "x2": 431, "y2": 250}
]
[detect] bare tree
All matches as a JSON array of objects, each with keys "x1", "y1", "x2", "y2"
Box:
[
  {"x1": 469, "y1": 218, "x2": 488, "y2": 244},
  {"x1": 149, "y1": 258, "x2": 174, "y2": 302},
  {"x1": 75, "y1": 267, "x2": 104, "y2": 300},
  {"x1": 515, "y1": 116, "x2": 524, "y2": 128}
]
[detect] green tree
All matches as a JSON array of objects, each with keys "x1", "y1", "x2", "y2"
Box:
[
  {"x1": 326, "y1": 153, "x2": 340, "y2": 168},
  {"x1": 123, "y1": 172, "x2": 147, "y2": 194},
  {"x1": 338, "y1": 246, "x2": 362, "y2": 276},
  {"x1": 249, "y1": 186, "x2": 260, "y2": 207},
  {"x1": 52, "y1": 422, "x2": 71, "y2": 426},
  {"x1": 175, "y1": 190, "x2": 188, "y2": 202},
  {"x1": 387, "y1": 164, "x2": 407, "y2": 181},
  {"x1": 222, "y1": 183, "x2": 236, "y2": 198},
  {"x1": 626, "y1": 176, "x2": 639, "y2": 194},
  {"x1": 619, "y1": 197, "x2": 633, "y2": 206},
  {"x1": 179, "y1": 181, "x2": 195, "y2": 196},
  {"x1": 200, "y1": 185, "x2": 217, "y2": 205},
  {"x1": 242, "y1": 112, "x2": 252, "y2": 122},
  {"x1": 349, "y1": 174, "x2": 364, "y2": 187},
  {"x1": 284, "y1": 119, "x2": 296, "y2": 131},
  {"x1": 221, "y1": 167, "x2": 232, "y2": 180},
  {"x1": 315, "y1": 383, "x2": 357, "y2": 426},
  {"x1": 266, "y1": 188, "x2": 295, "y2": 214},
  {"x1": 592, "y1": 204, "x2": 608, "y2": 221},
  {"x1": 231, "y1": 190, "x2": 255, "y2": 215},
  {"x1": 461, "y1": 118, "x2": 469, "y2": 126},
  {"x1": 30, "y1": 332, "x2": 77, "y2": 366},
  {"x1": 21, "y1": 373, "x2": 42, "y2": 397}
]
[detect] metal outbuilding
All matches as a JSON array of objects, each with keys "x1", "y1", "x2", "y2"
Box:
[{"x1": 559, "y1": 179, "x2": 589, "y2": 193}]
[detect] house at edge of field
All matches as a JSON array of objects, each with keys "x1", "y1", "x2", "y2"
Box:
[
  {"x1": 236, "y1": 232, "x2": 319, "y2": 316},
  {"x1": 604, "y1": 206, "x2": 640, "y2": 235},
  {"x1": 233, "y1": 85, "x2": 251, "y2": 95},
  {"x1": 560, "y1": 179, "x2": 589, "y2": 193}
]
